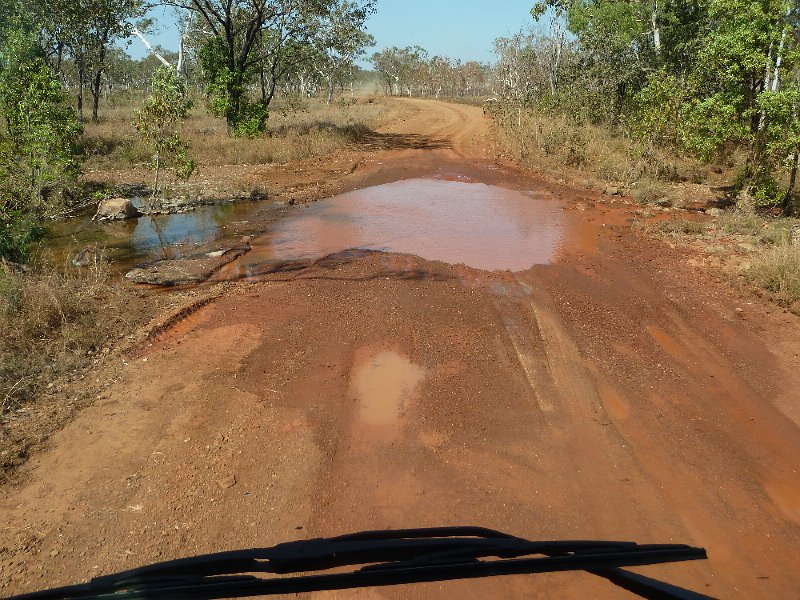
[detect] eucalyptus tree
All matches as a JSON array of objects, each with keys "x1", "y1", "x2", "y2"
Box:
[
  {"x1": 371, "y1": 46, "x2": 428, "y2": 96},
  {"x1": 311, "y1": 0, "x2": 375, "y2": 103},
  {"x1": 167, "y1": 0, "x2": 374, "y2": 135},
  {"x1": 42, "y1": 0, "x2": 145, "y2": 121}
]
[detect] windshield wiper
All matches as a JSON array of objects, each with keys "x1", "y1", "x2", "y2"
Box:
[{"x1": 9, "y1": 526, "x2": 713, "y2": 600}]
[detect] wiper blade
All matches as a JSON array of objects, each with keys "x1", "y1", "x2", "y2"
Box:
[{"x1": 9, "y1": 526, "x2": 713, "y2": 600}]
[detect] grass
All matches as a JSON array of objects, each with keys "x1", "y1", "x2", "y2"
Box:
[
  {"x1": 746, "y1": 242, "x2": 800, "y2": 305},
  {"x1": 81, "y1": 96, "x2": 400, "y2": 171},
  {"x1": 658, "y1": 219, "x2": 707, "y2": 235},
  {"x1": 0, "y1": 261, "x2": 135, "y2": 415},
  {"x1": 491, "y1": 107, "x2": 716, "y2": 196},
  {"x1": 633, "y1": 179, "x2": 670, "y2": 205}
]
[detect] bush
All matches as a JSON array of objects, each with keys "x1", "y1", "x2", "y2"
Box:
[
  {"x1": 0, "y1": 210, "x2": 44, "y2": 262},
  {"x1": 633, "y1": 179, "x2": 669, "y2": 205}
]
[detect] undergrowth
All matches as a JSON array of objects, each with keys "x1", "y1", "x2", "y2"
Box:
[
  {"x1": 746, "y1": 242, "x2": 800, "y2": 304},
  {"x1": 81, "y1": 97, "x2": 394, "y2": 170},
  {"x1": 491, "y1": 107, "x2": 717, "y2": 195},
  {"x1": 0, "y1": 261, "x2": 135, "y2": 415}
]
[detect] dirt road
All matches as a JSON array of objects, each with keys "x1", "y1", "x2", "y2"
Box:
[{"x1": 2, "y1": 99, "x2": 800, "y2": 598}]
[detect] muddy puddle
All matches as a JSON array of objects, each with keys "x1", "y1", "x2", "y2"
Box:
[
  {"x1": 216, "y1": 178, "x2": 565, "y2": 279},
  {"x1": 353, "y1": 351, "x2": 425, "y2": 427},
  {"x1": 40, "y1": 177, "x2": 565, "y2": 278}
]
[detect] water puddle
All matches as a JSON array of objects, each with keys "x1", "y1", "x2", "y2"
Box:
[
  {"x1": 353, "y1": 351, "x2": 425, "y2": 427},
  {"x1": 217, "y1": 178, "x2": 565, "y2": 278},
  {"x1": 41, "y1": 177, "x2": 566, "y2": 278},
  {"x1": 40, "y1": 201, "x2": 268, "y2": 270}
]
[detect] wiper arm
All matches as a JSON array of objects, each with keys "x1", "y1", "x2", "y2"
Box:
[{"x1": 9, "y1": 526, "x2": 713, "y2": 600}]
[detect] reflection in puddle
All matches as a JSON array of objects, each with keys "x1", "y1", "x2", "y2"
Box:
[
  {"x1": 40, "y1": 201, "x2": 267, "y2": 270},
  {"x1": 219, "y1": 178, "x2": 565, "y2": 278},
  {"x1": 353, "y1": 351, "x2": 425, "y2": 427}
]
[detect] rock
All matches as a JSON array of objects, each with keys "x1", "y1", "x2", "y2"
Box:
[
  {"x1": 249, "y1": 189, "x2": 268, "y2": 201},
  {"x1": 705, "y1": 208, "x2": 724, "y2": 217},
  {"x1": 72, "y1": 246, "x2": 106, "y2": 267},
  {"x1": 217, "y1": 474, "x2": 236, "y2": 490},
  {"x1": 126, "y1": 244, "x2": 250, "y2": 286},
  {"x1": 93, "y1": 198, "x2": 141, "y2": 221}
]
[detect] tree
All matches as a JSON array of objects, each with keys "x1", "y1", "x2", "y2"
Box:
[
  {"x1": 43, "y1": 0, "x2": 145, "y2": 121},
  {"x1": 169, "y1": 0, "x2": 374, "y2": 135},
  {"x1": 371, "y1": 46, "x2": 428, "y2": 96},
  {"x1": 311, "y1": 0, "x2": 375, "y2": 104},
  {"x1": 0, "y1": 21, "x2": 83, "y2": 261},
  {"x1": 133, "y1": 66, "x2": 195, "y2": 204}
]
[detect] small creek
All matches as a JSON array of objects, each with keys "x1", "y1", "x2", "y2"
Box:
[{"x1": 42, "y1": 177, "x2": 565, "y2": 276}]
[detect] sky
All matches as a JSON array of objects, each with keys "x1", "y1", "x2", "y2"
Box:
[{"x1": 128, "y1": 1, "x2": 536, "y2": 64}]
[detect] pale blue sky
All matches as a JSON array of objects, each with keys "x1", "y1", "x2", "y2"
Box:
[{"x1": 129, "y1": 1, "x2": 536, "y2": 64}]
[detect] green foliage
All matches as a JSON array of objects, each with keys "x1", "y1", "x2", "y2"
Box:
[
  {"x1": 631, "y1": 70, "x2": 685, "y2": 145},
  {"x1": 511, "y1": 0, "x2": 800, "y2": 214},
  {"x1": 197, "y1": 38, "x2": 267, "y2": 137},
  {"x1": 0, "y1": 24, "x2": 82, "y2": 260},
  {"x1": 0, "y1": 210, "x2": 45, "y2": 263},
  {"x1": 0, "y1": 29, "x2": 83, "y2": 203},
  {"x1": 680, "y1": 92, "x2": 748, "y2": 161},
  {"x1": 133, "y1": 66, "x2": 195, "y2": 200}
]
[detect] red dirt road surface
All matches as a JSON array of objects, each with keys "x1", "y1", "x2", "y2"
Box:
[{"x1": 2, "y1": 99, "x2": 800, "y2": 598}]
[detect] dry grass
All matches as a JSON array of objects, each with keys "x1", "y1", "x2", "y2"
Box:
[
  {"x1": 492, "y1": 107, "x2": 732, "y2": 204},
  {"x1": 0, "y1": 259, "x2": 159, "y2": 478},
  {"x1": 658, "y1": 219, "x2": 708, "y2": 235},
  {"x1": 0, "y1": 262, "x2": 138, "y2": 414},
  {"x1": 746, "y1": 241, "x2": 800, "y2": 305},
  {"x1": 716, "y1": 210, "x2": 795, "y2": 245},
  {"x1": 81, "y1": 96, "x2": 399, "y2": 171}
]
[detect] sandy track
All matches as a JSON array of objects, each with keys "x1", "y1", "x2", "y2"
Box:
[{"x1": 2, "y1": 100, "x2": 800, "y2": 599}]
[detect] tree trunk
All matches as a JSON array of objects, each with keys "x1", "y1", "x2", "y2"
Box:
[
  {"x1": 327, "y1": 78, "x2": 335, "y2": 105},
  {"x1": 651, "y1": 0, "x2": 661, "y2": 57},
  {"x1": 225, "y1": 74, "x2": 244, "y2": 135},
  {"x1": 783, "y1": 149, "x2": 799, "y2": 216},
  {"x1": 91, "y1": 70, "x2": 102, "y2": 122},
  {"x1": 153, "y1": 150, "x2": 161, "y2": 207},
  {"x1": 260, "y1": 66, "x2": 268, "y2": 105},
  {"x1": 77, "y1": 65, "x2": 85, "y2": 122}
]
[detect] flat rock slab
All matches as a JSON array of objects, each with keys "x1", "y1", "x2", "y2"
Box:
[{"x1": 125, "y1": 245, "x2": 250, "y2": 286}]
